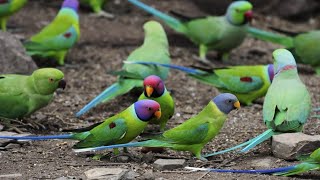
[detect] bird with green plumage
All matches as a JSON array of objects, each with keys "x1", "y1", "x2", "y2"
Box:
[
  {"x1": 247, "y1": 27, "x2": 320, "y2": 74},
  {"x1": 128, "y1": 0, "x2": 253, "y2": 62},
  {"x1": 0, "y1": 99, "x2": 161, "y2": 155},
  {"x1": 125, "y1": 61, "x2": 274, "y2": 106},
  {"x1": 0, "y1": 0, "x2": 27, "y2": 31},
  {"x1": 204, "y1": 49, "x2": 311, "y2": 157},
  {"x1": 0, "y1": 68, "x2": 66, "y2": 122},
  {"x1": 76, "y1": 20, "x2": 170, "y2": 117},
  {"x1": 79, "y1": 0, "x2": 114, "y2": 18},
  {"x1": 74, "y1": 93, "x2": 240, "y2": 161},
  {"x1": 186, "y1": 147, "x2": 320, "y2": 176},
  {"x1": 24, "y1": 0, "x2": 80, "y2": 65},
  {"x1": 138, "y1": 75, "x2": 174, "y2": 131}
]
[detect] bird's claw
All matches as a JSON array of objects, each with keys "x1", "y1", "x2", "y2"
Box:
[{"x1": 90, "y1": 11, "x2": 115, "y2": 19}]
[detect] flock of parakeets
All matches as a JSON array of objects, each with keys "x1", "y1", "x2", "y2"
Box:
[{"x1": 0, "y1": 0, "x2": 319, "y2": 177}]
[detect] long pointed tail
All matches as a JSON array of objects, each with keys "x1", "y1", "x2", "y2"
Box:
[
  {"x1": 240, "y1": 129, "x2": 274, "y2": 153},
  {"x1": 73, "y1": 139, "x2": 168, "y2": 152},
  {"x1": 246, "y1": 27, "x2": 294, "y2": 48},
  {"x1": 185, "y1": 166, "x2": 296, "y2": 174},
  {"x1": 124, "y1": 61, "x2": 206, "y2": 75},
  {"x1": 76, "y1": 79, "x2": 142, "y2": 117},
  {"x1": 204, "y1": 139, "x2": 253, "y2": 157},
  {"x1": 127, "y1": 0, "x2": 185, "y2": 33},
  {"x1": 0, "y1": 134, "x2": 73, "y2": 141}
]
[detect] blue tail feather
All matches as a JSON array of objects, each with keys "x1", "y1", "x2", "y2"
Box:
[
  {"x1": 186, "y1": 166, "x2": 296, "y2": 174},
  {"x1": 0, "y1": 134, "x2": 73, "y2": 140},
  {"x1": 203, "y1": 139, "x2": 253, "y2": 157},
  {"x1": 240, "y1": 129, "x2": 274, "y2": 153},
  {"x1": 127, "y1": 0, "x2": 184, "y2": 33},
  {"x1": 124, "y1": 61, "x2": 205, "y2": 75}
]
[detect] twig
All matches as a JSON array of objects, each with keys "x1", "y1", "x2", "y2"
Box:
[{"x1": 196, "y1": 172, "x2": 209, "y2": 180}]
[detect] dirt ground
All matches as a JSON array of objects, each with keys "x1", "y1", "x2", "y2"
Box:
[{"x1": 1, "y1": 0, "x2": 320, "y2": 179}]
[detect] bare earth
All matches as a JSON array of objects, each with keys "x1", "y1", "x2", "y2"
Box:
[{"x1": 1, "y1": 0, "x2": 320, "y2": 179}]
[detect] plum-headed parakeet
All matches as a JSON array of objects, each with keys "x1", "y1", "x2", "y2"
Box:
[
  {"x1": 0, "y1": 100, "x2": 161, "y2": 154},
  {"x1": 128, "y1": 0, "x2": 253, "y2": 62},
  {"x1": 24, "y1": 0, "x2": 80, "y2": 65},
  {"x1": 74, "y1": 93, "x2": 240, "y2": 161},
  {"x1": 138, "y1": 75, "x2": 174, "y2": 131},
  {"x1": 0, "y1": 0, "x2": 27, "y2": 31},
  {"x1": 0, "y1": 68, "x2": 66, "y2": 119},
  {"x1": 76, "y1": 20, "x2": 170, "y2": 117},
  {"x1": 204, "y1": 49, "x2": 311, "y2": 157}
]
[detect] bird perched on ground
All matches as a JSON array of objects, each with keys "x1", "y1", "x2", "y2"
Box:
[
  {"x1": 0, "y1": 68, "x2": 66, "y2": 121},
  {"x1": 0, "y1": 0, "x2": 27, "y2": 31},
  {"x1": 138, "y1": 75, "x2": 174, "y2": 131},
  {"x1": 76, "y1": 20, "x2": 170, "y2": 117},
  {"x1": 24, "y1": 0, "x2": 80, "y2": 65},
  {"x1": 126, "y1": 61, "x2": 274, "y2": 105},
  {"x1": 186, "y1": 147, "x2": 320, "y2": 176},
  {"x1": 79, "y1": 0, "x2": 114, "y2": 18},
  {"x1": 0, "y1": 100, "x2": 161, "y2": 154},
  {"x1": 247, "y1": 27, "x2": 320, "y2": 74},
  {"x1": 128, "y1": 0, "x2": 253, "y2": 62},
  {"x1": 74, "y1": 93, "x2": 240, "y2": 161},
  {"x1": 204, "y1": 49, "x2": 311, "y2": 157}
]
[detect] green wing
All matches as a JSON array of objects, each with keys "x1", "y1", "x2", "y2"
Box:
[
  {"x1": 73, "y1": 118, "x2": 128, "y2": 148},
  {"x1": 293, "y1": 31, "x2": 320, "y2": 65}
]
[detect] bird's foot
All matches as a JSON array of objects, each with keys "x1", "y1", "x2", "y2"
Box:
[
  {"x1": 0, "y1": 117, "x2": 26, "y2": 133},
  {"x1": 193, "y1": 55, "x2": 213, "y2": 66},
  {"x1": 90, "y1": 11, "x2": 115, "y2": 19}
]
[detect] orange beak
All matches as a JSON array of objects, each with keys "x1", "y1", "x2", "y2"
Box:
[
  {"x1": 146, "y1": 86, "x2": 154, "y2": 97},
  {"x1": 154, "y1": 109, "x2": 161, "y2": 119},
  {"x1": 234, "y1": 101, "x2": 241, "y2": 109}
]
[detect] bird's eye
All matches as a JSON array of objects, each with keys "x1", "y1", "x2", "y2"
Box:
[
  {"x1": 148, "y1": 107, "x2": 152, "y2": 111},
  {"x1": 48, "y1": 78, "x2": 54, "y2": 82},
  {"x1": 227, "y1": 100, "x2": 232, "y2": 103},
  {"x1": 235, "y1": 8, "x2": 240, "y2": 13}
]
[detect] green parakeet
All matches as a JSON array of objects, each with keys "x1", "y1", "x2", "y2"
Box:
[
  {"x1": 125, "y1": 61, "x2": 274, "y2": 105},
  {"x1": 128, "y1": 0, "x2": 253, "y2": 62},
  {"x1": 0, "y1": 100, "x2": 161, "y2": 152},
  {"x1": 24, "y1": 0, "x2": 80, "y2": 65},
  {"x1": 204, "y1": 49, "x2": 311, "y2": 157},
  {"x1": 74, "y1": 93, "x2": 240, "y2": 161},
  {"x1": 0, "y1": 0, "x2": 27, "y2": 31},
  {"x1": 0, "y1": 68, "x2": 66, "y2": 119},
  {"x1": 186, "y1": 147, "x2": 320, "y2": 176},
  {"x1": 138, "y1": 75, "x2": 174, "y2": 131},
  {"x1": 247, "y1": 27, "x2": 320, "y2": 74},
  {"x1": 76, "y1": 20, "x2": 170, "y2": 117},
  {"x1": 79, "y1": 0, "x2": 114, "y2": 18}
]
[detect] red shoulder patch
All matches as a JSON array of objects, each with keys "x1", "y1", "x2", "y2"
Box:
[
  {"x1": 240, "y1": 77, "x2": 253, "y2": 82},
  {"x1": 64, "y1": 32, "x2": 72, "y2": 38},
  {"x1": 109, "y1": 122, "x2": 116, "y2": 129},
  {"x1": 0, "y1": 0, "x2": 8, "y2": 4}
]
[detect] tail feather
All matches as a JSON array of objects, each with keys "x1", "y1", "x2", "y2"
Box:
[
  {"x1": 203, "y1": 139, "x2": 252, "y2": 157},
  {"x1": 127, "y1": 0, "x2": 185, "y2": 33},
  {"x1": 185, "y1": 166, "x2": 296, "y2": 174},
  {"x1": 124, "y1": 61, "x2": 206, "y2": 75},
  {"x1": 246, "y1": 27, "x2": 294, "y2": 48},
  {"x1": 73, "y1": 139, "x2": 169, "y2": 153},
  {"x1": 0, "y1": 134, "x2": 73, "y2": 141},
  {"x1": 76, "y1": 80, "x2": 142, "y2": 117},
  {"x1": 240, "y1": 129, "x2": 274, "y2": 153}
]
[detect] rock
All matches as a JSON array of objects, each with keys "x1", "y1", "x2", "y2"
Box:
[
  {"x1": 0, "y1": 124, "x2": 4, "y2": 131},
  {"x1": 5, "y1": 143, "x2": 21, "y2": 149},
  {"x1": 153, "y1": 159, "x2": 186, "y2": 170},
  {"x1": 55, "y1": 176, "x2": 81, "y2": 180},
  {"x1": 116, "y1": 155, "x2": 130, "y2": 163},
  {"x1": 250, "y1": 157, "x2": 273, "y2": 168},
  {"x1": 124, "y1": 171, "x2": 140, "y2": 180},
  {"x1": 0, "y1": 31, "x2": 37, "y2": 74},
  {"x1": 272, "y1": 132, "x2": 320, "y2": 160},
  {"x1": 140, "y1": 170, "x2": 154, "y2": 180},
  {"x1": 84, "y1": 168, "x2": 128, "y2": 180},
  {"x1": 0, "y1": 174, "x2": 22, "y2": 178}
]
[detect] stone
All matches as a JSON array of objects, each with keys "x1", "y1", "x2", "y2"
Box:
[
  {"x1": 5, "y1": 143, "x2": 21, "y2": 149},
  {"x1": 140, "y1": 170, "x2": 154, "y2": 180},
  {"x1": 272, "y1": 132, "x2": 320, "y2": 160},
  {"x1": 55, "y1": 176, "x2": 81, "y2": 180},
  {"x1": 250, "y1": 157, "x2": 273, "y2": 168},
  {"x1": 0, "y1": 174, "x2": 22, "y2": 178},
  {"x1": 84, "y1": 168, "x2": 128, "y2": 180},
  {"x1": 153, "y1": 159, "x2": 186, "y2": 170},
  {"x1": 124, "y1": 171, "x2": 140, "y2": 180},
  {"x1": 0, "y1": 31, "x2": 37, "y2": 74}
]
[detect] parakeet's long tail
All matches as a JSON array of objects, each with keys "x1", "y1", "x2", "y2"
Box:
[
  {"x1": 124, "y1": 61, "x2": 205, "y2": 75},
  {"x1": 204, "y1": 129, "x2": 274, "y2": 157},
  {"x1": 0, "y1": 134, "x2": 73, "y2": 140},
  {"x1": 246, "y1": 27, "x2": 294, "y2": 48},
  {"x1": 185, "y1": 166, "x2": 296, "y2": 174},
  {"x1": 76, "y1": 79, "x2": 142, "y2": 117},
  {"x1": 73, "y1": 139, "x2": 170, "y2": 152},
  {"x1": 127, "y1": 0, "x2": 186, "y2": 33}
]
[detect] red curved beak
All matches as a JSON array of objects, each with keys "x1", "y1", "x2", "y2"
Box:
[{"x1": 244, "y1": 10, "x2": 253, "y2": 22}]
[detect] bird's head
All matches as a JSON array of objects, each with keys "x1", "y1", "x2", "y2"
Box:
[
  {"x1": 213, "y1": 93, "x2": 240, "y2": 114},
  {"x1": 226, "y1": 1, "x2": 253, "y2": 25},
  {"x1": 272, "y1": 49, "x2": 297, "y2": 74},
  {"x1": 134, "y1": 100, "x2": 161, "y2": 122},
  {"x1": 62, "y1": 0, "x2": 79, "y2": 12},
  {"x1": 143, "y1": 75, "x2": 165, "y2": 98},
  {"x1": 267, "y1": 64, "x2": 275, "y2": 82},
  {"x1": 32, "y1": 68, "x2": 66, "y2": 95}
]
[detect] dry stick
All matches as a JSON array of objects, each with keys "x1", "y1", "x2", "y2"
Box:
[
  {"x1": 196, "y1": 172, "x2": 209, "y2": 180},
  {"x1": 65, "y1": 162, "x2": 131, "y2": 166}
]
